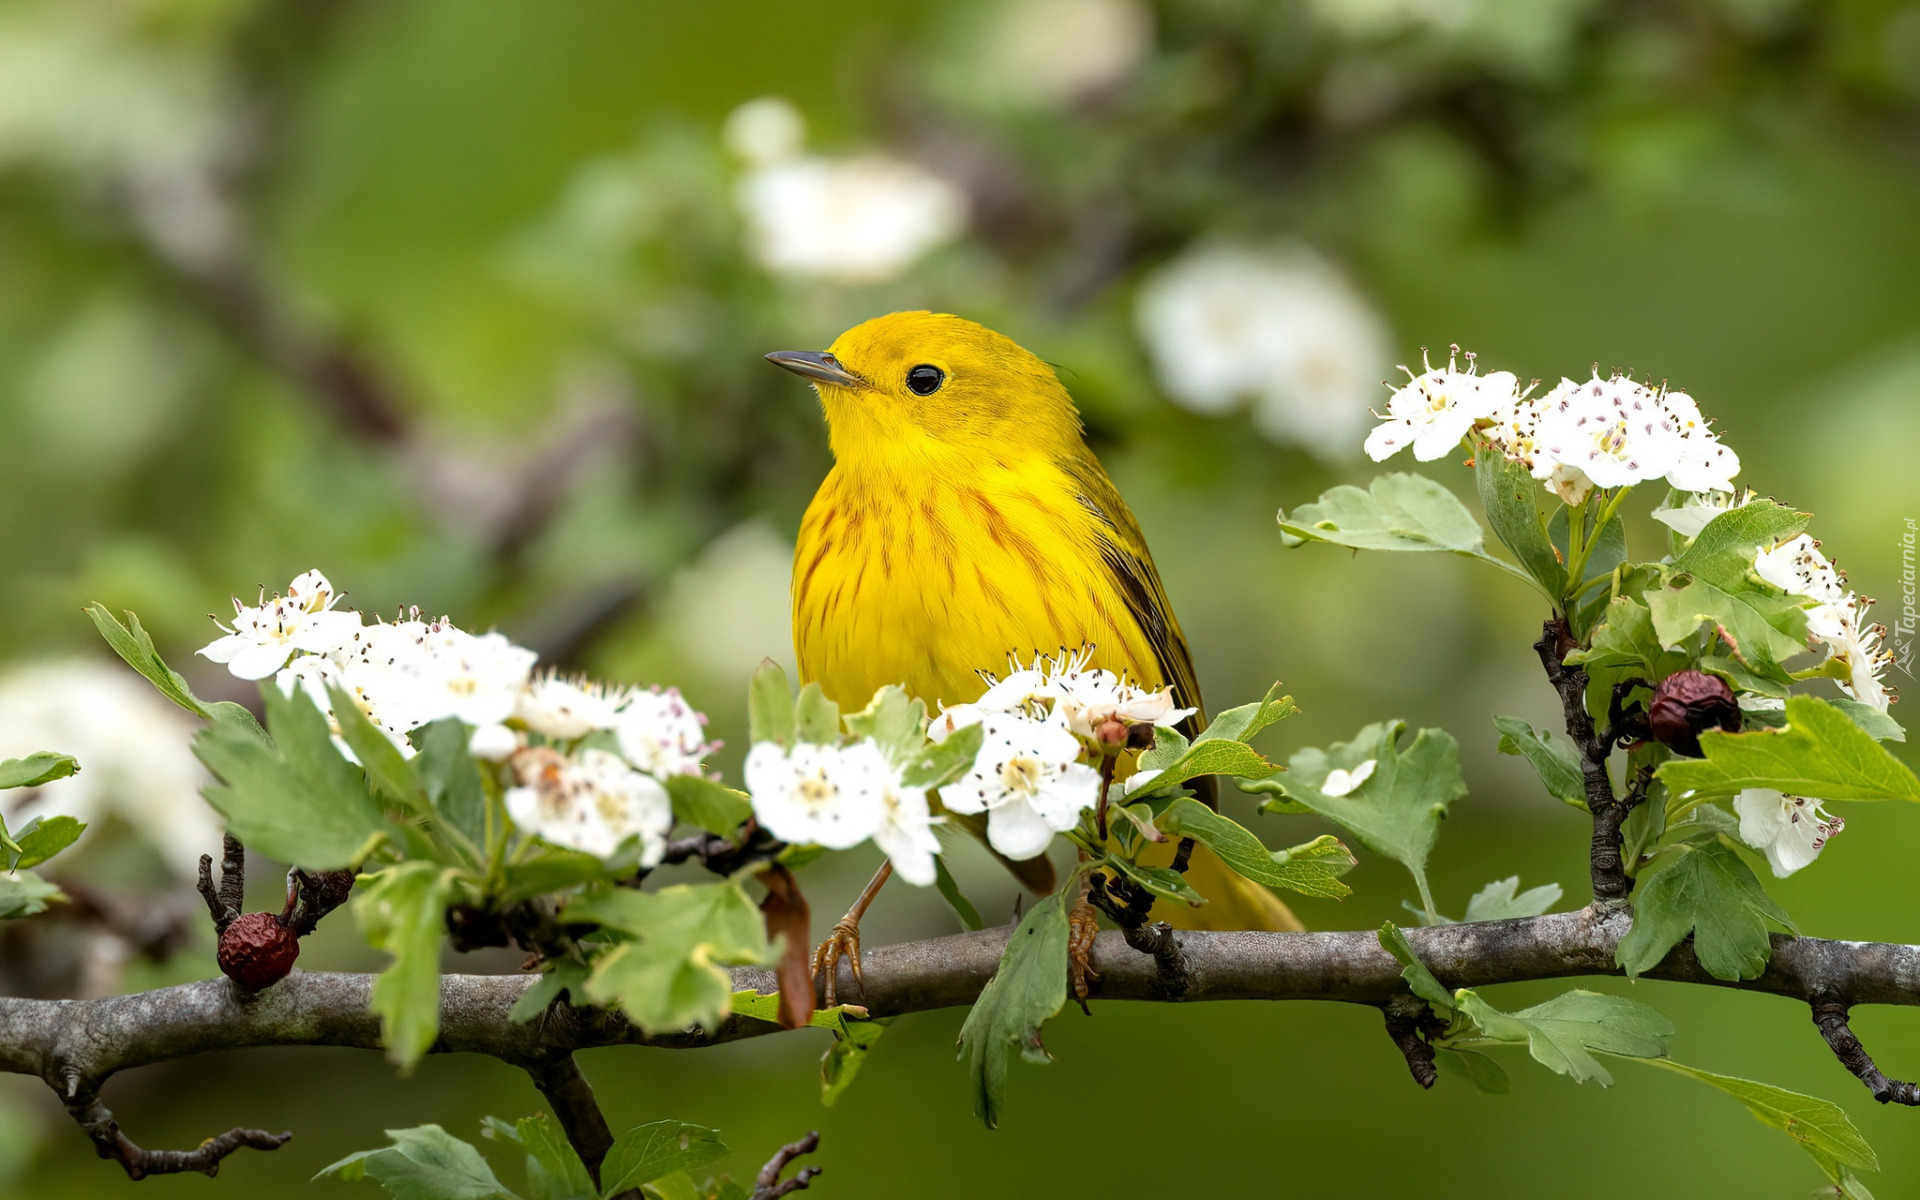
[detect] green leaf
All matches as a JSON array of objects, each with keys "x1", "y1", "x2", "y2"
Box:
[
  {"x1": 792, "y1": 683, "x2": 840, "y2": 745},
  {"x1": 1159, "y1": 800, "x2": 1354, "y2": 898},
  {"x1": 956, "y1": 891, "x2": 1069, "y2": 1129},
  {"x1": 416, "y1": 719, "x2": 487, "y2": 851},
  {"x1": 901, "y1": 722, "x2": 983, "y2": 790},
  {"x1": 1493, "y1": 716, "x2": 1586, "y2": 806},
  {"x1": 1452, "y1": 989, "x2": 1672, "y2": 1086},
  {"x1": 7, "y1": 816, "x2": 85, "y2": 871},
  {"x1": 511, "y1": 1115, "x2": 594, "y2": 1200},
  {"x1": 329, "y1": 685, "x2": 430, "y2": 815},
  {"x1": 820, "y1": 1012, "x2": 889, "y2": 1107},
  {"x1": 355, "y1": 862, "x2": 458, "y2": 1073},
  {"x1": 86, "y1": 604, "x2": 266, "y2": 740},
  {"x1": 0, "y1": 752, "x2": 80, "y2": 791},
  {"x1": 1105, "y1": 855, "x2": 1205, "y2": 906},
  {"x1": 508, "y1": 961, "x2": 591, "y2": 1024},
  {"x1": 1268, "y1": 721, "x2": 1467, "y2": 915},
  {"x1": 0, "y1": 872, "x2": 62, "y2": 919},
  {"x1": 1193, "y1": 684, "x2": 1297, "y2": 745},
  {"x1": 1475, "y1": 444, "x2": 1566, "y2": 596},
  {"x1": 844, "y1": 685, "x2": 927, "y2": 761},
  {"x1": 1378, "y1": 922, "x2": 1453, "y2": 1012},
  {"x1": 1459, "y1": 877, "x2": 1562, "y2": 923},
  {"x1": 1568, "y1": 597, "x2": 1661, "y2": 671},
  {"x1": 1831, "y1": 698, "x2": 1905, "y2": 743},
  {"x1": 1660, "y1": 696, "x2": 1920, "y2": 802},
  {"x1": 932, "y1": 854, "x2": 984, "y2": 931},
  {"x1": 1437, "y1": 1048, "x2": 1511, "y2": 1094},
  {"x1": 1616, "y1": 840, "x2": 1793, "y2": 981},
  {"x1": 315, "y1": 1124, "x2": 518, "y2": 1199},
  {"x1": 665, "y1": 774, "x2": 752, "y2": 835},
  {"x1": 570, "y1": 881, "x2": 774, "y2": 1034},
  {"x1": 1130, "y1": 738, "x2": 1276, "y2": 797},
  {"x1": 1646, "y1": 1059, "x2": 1878, "y2": 1186},
  {"x1": 748, "y1": 660, "x2": 796, "y2": 747},
  {"x1": 599, "y1": 1121, "x2": 728, "y2": 1197},
  {"x1": 195, "y1": 684, "x2": 392, "y2": 868},
  {"x1": 1670, "y1": 500, "x2": 1810, "y2": 590},
  {"x1": 496, "y1": 853, "x2": 609, "y2": 907},
  {"x1": 1647, "y1": 576, "x2": 1809, "y2": 668},
  {"x1": 1279, "y1": 474, "x2": 1486, "y2": 554}
]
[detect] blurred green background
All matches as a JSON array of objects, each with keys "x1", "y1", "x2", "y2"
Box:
[{"x1": 3, "y1": 0, "x2": 1920, "y2": 1195}]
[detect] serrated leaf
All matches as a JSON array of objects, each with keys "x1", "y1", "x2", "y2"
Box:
[
  {"x1": 1193, "y1": 684, "x2": 1297, "y2": 745},
  {"x1": 1378, "y1": 922, "x2": 1453, "y2": 1011},
  {"x1": 195, "y1": 683, "x2": 391, "y2": 868},
  {"x1": 1493, "y1": 716, "x2": 1585, "y2": 806},
  {"x1": 1130, "y1": 738, "x2": 1276, "y2": 797},
  {"x1": 1452, "y1": 989, "x2": 1672, "y2": 1085},
  {"x1": 1670, "y1": 500, "x2": 1810, "y2": 590},
  {"x1": 1616, "y1": 840, "x2": 1793, "y2": 981},
  {"x1": 511, "y1": 1114, "x2": 594, "y2": 1200},
  {"x1": 0, "y1": 752, "x2": 79, "y2": 791},
  {"x1": 956, "y1": 891, "x2": 1069, "y2": 1129},
  {"x1": 1279, "y1": 474, "x2": 1486, "y2": 554},
  {"x1": 748, "y1": 660, "x2": 796, "y2": 747},
  {"x1": 1659, "y1": 696, "x2": 1920, "y2": 801},
  {"x1": 1475, "y1": 444, "x2": 1566, "y2": 596},
  {"x1": 1269, "y1": 721, "x2": 1466, "y2": 915},
  {"x1": 1647, "y1": 576, "x2": 1809, "y2": 667},
  {"x1": 1459, "y1": 877, "x2": 1562, "y2": 923},
  {"x1": 570, "y1": 881, "x2": 774, "y2": 1035},
  {"x1": 599, "y1": 1121, "x2": 727, "y2": 1197},
  {"x1": 665, "y1": 774, "x2": 752, "y2": 835},
  {"x1": 1159, "y1": 799, "x2": 1353, "y2": 898},
  {"x1": 1647, "y1": 1059, "x2": 1878, "y2": 1185},
  {"x1": 0, "y1": 872, "x2": 62, "y2": 919},
  {"x1": 6, "y1": 816, "x2": 85, "y2": 871},
  {"x1": 355, "y1": 862, "x2": 458, "y2": 1073},
  {"x1": 844, "y1": 686, "x2": 928, "y2": 762},
  {"x1": 86, "y1": 604, "x2": 266, "y2": 740},
  {"x1": 315, "y1": 1123, "x2": 518, "y2": 1199},
  {"x1": 1568, "y1": 597, "x2": 1661, "y2": 671}
]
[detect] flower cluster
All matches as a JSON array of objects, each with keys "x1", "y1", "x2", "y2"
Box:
[
  {"x1": 1364, "y1": 351, "x2": 1742, "y2": 505},
  {"x1": 1753, "y1": 535, "x2": 1894, "y2": 713},
  {"x1": 745, "y1": 739, "x2": 940, "y2": 885},
  {"x1": 199, "y1": 569, "x2": 713, "y2": 866}
]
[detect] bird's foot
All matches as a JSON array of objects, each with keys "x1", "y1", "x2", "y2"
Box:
[
  {"x1": 812, "y1": 916, "x2": 863, "y2": 1007},
  {"x1": 1068, "y1": 893, "x2": 1100, "y2": 1013}
]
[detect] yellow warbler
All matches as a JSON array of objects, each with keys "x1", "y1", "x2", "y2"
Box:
[{"x1": 767, "y1": 311, "x2": 1300, "y2": 954}]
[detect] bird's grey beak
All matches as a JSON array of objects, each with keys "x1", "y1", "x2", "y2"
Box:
[{"x1": 765, "y1": 350, "x2": 863, "y2": 389}]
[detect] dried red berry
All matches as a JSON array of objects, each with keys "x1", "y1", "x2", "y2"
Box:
[
  {"x1": 1647, "y1": 670, "x2": 1742, "y2": 757},
  {"x1": 217, "y1": 911, "x2": 299, "y2": 992}
]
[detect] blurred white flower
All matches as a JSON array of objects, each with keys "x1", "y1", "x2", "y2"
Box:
[
  {"x1": 1134, "y1": 242, "x2": 1391, "y2": 458},
  {"x1": 613, "y1": 687, "x2": 713, "y2": 779},
  {"x1": 1321, "y1": 759, "x2": 1377, "y2": 797},
  {"x1": 745, "y1": 740, "x2": 886, "y2": 850},
  {"x1": 1733, "y1": 788, "x2": 1843, "y2": 877},
  {"x1": 197, "y1": 568, "x2": 362, "y2": 680},
  {"x1": 1652, "y1": 488, "x2": 1749, "y2": 539},
  {"x1": 413, "y1": 627, "x2": 538, "y2": 729},
  {"x1": 516, "y1": 672, "x2": 620, "y2": 740},
  {"x1": 1364, "y1": 347, "x2": 1522, "y2": 463},
  {"x1": 979, "y1": 0, "x2": 1153, "y2": 109},
  {"x1": 867, "y1": 745, "x2": 941, "y2": 886},
  {"x1": 506, "y1": 747, "x2": 672, "y2": 865},
  {"x1": 0, "y1": 658, "x2": 216, "y2": 879},
  {"x1": 723, "y1": 96, "x2": 805, "y2": 166},
  {"x1": 738, "y1": 154, "x2": 966, "y2": 284},
  {"x1": 938, "y1": 711, "x2": 1100, "y2": 860},
  {"x1": 468, "y1": 722, "x2": 520, "y2": 762}
]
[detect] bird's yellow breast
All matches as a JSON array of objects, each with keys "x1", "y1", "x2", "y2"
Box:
[{"x1": 792, "y1": 454, "x2": 1161, "y2": 713}]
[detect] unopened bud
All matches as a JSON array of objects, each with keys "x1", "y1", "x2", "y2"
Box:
[
  {"x1": 1094, "y1": 718, "x2": 1129, "y2": 747},
  {"x1": 1647, "y1": 670, "x2": 1741, "y2": 757}
]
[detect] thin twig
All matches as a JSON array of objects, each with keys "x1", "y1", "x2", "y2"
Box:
[
  {"x1": 1534, "y1": 617, "x2": 1633, "y2": 901},
  {"x1": 751, "y1": 1131, "x2": 822, "y2": 1200},
  {"x1": 58, "y1": 1068, "x2": 288, "y2": 1180},
  {"x1": 1811, "y1": 993, "x2": 1920, "y2": 1105}
]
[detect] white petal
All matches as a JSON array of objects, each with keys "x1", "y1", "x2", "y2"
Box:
[
  {"x1": 469, "y1": 723, "x2": 519, "y2": 761},
  {"x1": 226, "y1": 640, "x2": 294, "y2": 681},
  {"x1": 984, "y1": 799, "x2": 1056, "y2": 860}
]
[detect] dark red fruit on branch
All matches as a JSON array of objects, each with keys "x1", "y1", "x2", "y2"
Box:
[
  {"x1": 1647, "y1": 670, "x2": 1742, "y2": 757},
  {"x1": 217, "y1": 912, "x2": 299, "y2": 992}
]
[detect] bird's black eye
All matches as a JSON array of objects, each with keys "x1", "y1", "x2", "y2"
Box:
[{"x1": 905, "y1": 364, "x2": 945, "y2": 396}]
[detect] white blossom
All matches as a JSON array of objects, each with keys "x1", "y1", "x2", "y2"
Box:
[
  {"x1": 506, "y1": 747, "x2": 672, "y2": 865},
  {"x1": 978, "y1": 0, "x2": 1152, "y2": 109},
  {"x1": 1655, "y1": 389, "x2": 1742, "y2": 494},
  {"x1": 1733, "y1": 788, "x2": 1844, "y2": 878},
  {"x1": 1321, "y1": 758, "x2": 1377, "y2": 797},
  {"x1": 737, "y1": 154, "x2": 965, "y2": 285},
  {"x1": 1364, "y1": 348, "x2": 1521, "y2": 463},
  {"x1": 930, "y1": 645, "x2": 1192, "y2": 745},
  {"x1": 744, "y1": 740, "x2": 886, "y2": 850},
  {"x1": 1754, "y1": 535, "x2": 1847, "y2": 606},
  {"x1": 613, "y1": 687, "x2": 712, "y2": 779},
  {"x1": 870, "y1": 751, "x2": 942, "y2": 886},
  {"x1": 1134, "y1": 242, "x2": 1391, "y2": 458},
  {"x1": 516, "y1": 672, "x2": 620, "y2": 740},
  {"x1": 1530, "y1": 373, "x2": 1685, "y2": 494},
  {"x1": 197, "y1": 569, "x2": 362, "y2": 680},
  {"x1": 938, "y1": 711, "x2": 1100, "y2": 860},
  {"x1": 1652, "y1": 489, "x2": 1747, "y2": 539},
  {"x1": 1817, "y1": 599, "x2": 1895, "y2": 711},
  {"x1": 413, "y1": 627, "x2": 537, "y2": 729},
  {"x1": 723, "y1": 96, "x2": 805, "y2": 166},
  {"x1": 468, "y1": 722, "x2": 520, "y2": 761}
]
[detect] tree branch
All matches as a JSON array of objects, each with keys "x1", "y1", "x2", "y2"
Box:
[
  {"x1": 523, "y1": 1053, "x2": 618, "y2": 1185},
  {"x1": 1534, "y1": 616, "x2": 1633, "y2": 902},
  {"x1": 1810, "y1": 993, "x2": 1920, "y2": 1106},
  {"x1": 751, "y1": 1131, "x2": 821, "y2": 1200}
]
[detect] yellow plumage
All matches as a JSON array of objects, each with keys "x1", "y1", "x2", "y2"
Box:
[{"x1": 781, "y1": 311, "x2": 1299, "y2": 933}]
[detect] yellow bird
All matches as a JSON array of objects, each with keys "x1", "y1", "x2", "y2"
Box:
[{"x1": 767, "y1": 312, "x2": 1300, "y2": 982}]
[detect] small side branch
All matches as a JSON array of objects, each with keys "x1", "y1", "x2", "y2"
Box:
[
  {"x1": 196, "y1": 835, "x2": 246, "y2": 934},
  {"x1": 525, "y1": 1054, "x2": 617, "y2": 1184},
  {"x1": 751, "y1": 1131, "x2": 822, "y2": 1200},
  {"x1": 1086, "y1": 873, "x2": 1191, "y2": 1000},
  {"x1": 59, "y1": 1069, "x2": 287, "y2": 1180},
  {"x1": 1381, "y1": 995, "x2": 1440, "y2": 1090},
  {"x1": 1811, "y1": 994, "x2": 1920, "y2": 1106},
  {"x1": 1534, "y1": 617, "x2": 1631, "y2": 902}
]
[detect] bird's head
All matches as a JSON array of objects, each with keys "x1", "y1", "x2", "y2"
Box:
[{"x1": 766, "y1": 311, "x2": 1082, "y2": 463}]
